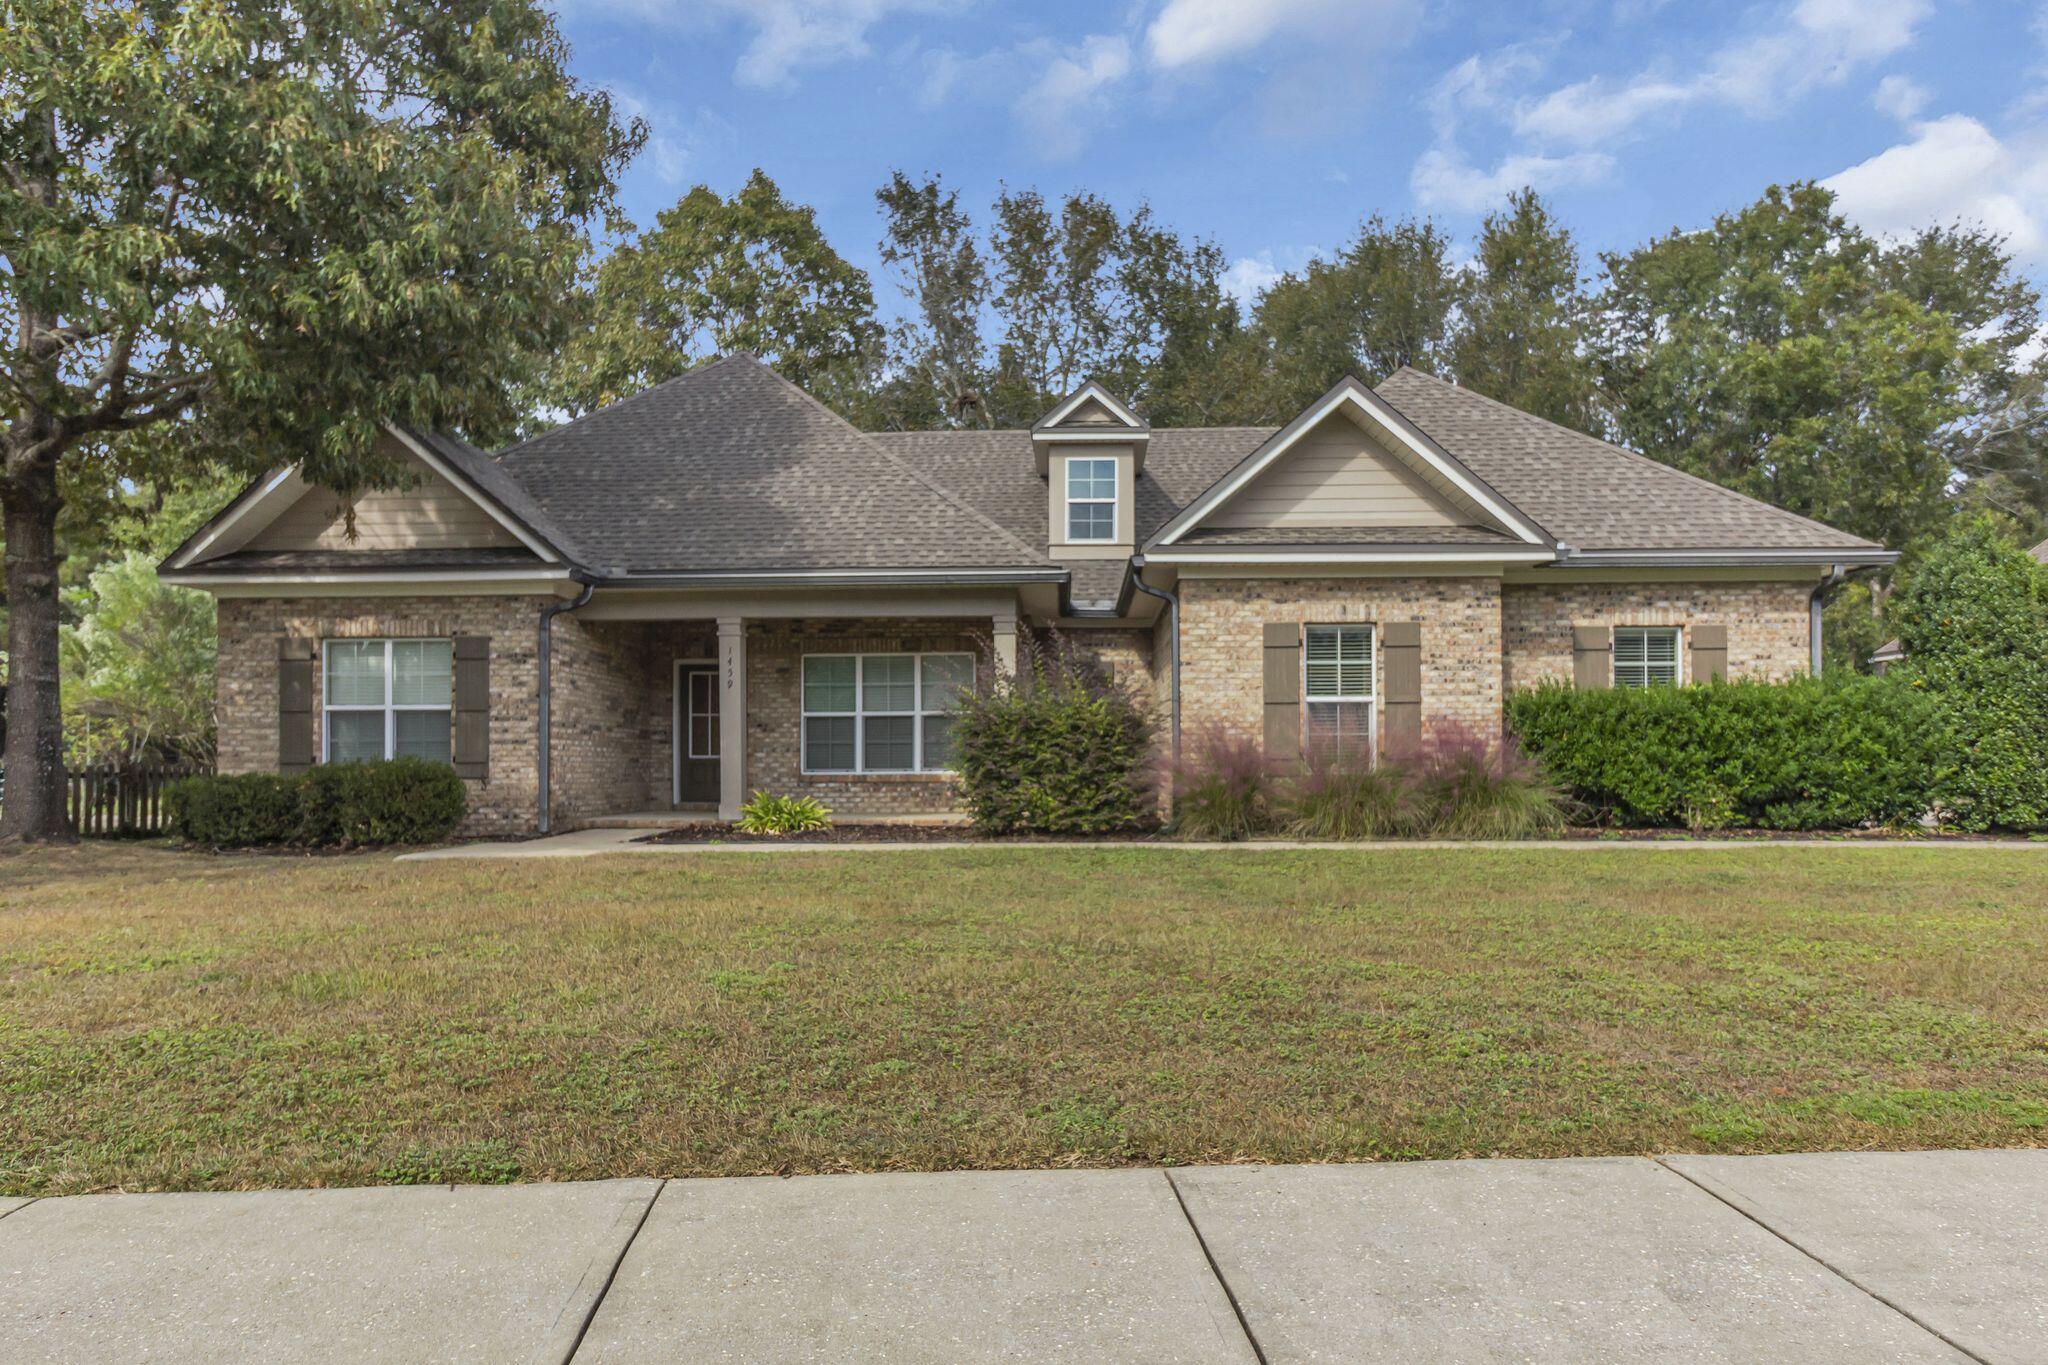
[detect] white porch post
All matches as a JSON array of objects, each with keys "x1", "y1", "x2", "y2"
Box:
[
  {"x1": 992, "y1": 610, "x2": 1018, "y2": 683},
  {"x1": 717, "y1": 616, "x2": 746, "y2": 820}
]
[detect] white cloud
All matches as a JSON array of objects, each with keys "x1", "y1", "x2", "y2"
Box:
[
  {"x1": 1143, "y1": 0, "x2": 1352, "y2": 70},
  {"x1": 1823, "y1": 114, "x2": 2048, "y2": 259},
  {"x1": 1221, "y1": 252, "x2": 1286, "y2": 304},
  {"x1": 1016, "y1": 35, "x2": 1133, "y2": 160},
  {"x1": 564, "y1": 0, "x2": 956, "y2": 90},
  {"x1": 1410, "y1": 147, "x2": 1614, "y2": 214},
  {"x1": 604, "y1": 87, "x2": 734, "y2": 187},
  {"x1": 1873, "y1": 74, "x2": 1930, "y2": 122},
  {"x1": 1515, "y1": 77, "x2": 1690, "y2": 145}
]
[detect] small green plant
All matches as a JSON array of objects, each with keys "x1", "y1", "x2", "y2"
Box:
[
  {"x1": 1169, "y1": 726, "x2": 1280, "y2": 840},
  {"x1": 736, "y1": 791, "x2": 832, "y2": 835},
  {"x1": 1281, "y1": 746, "x2": 1415, "y2": 838}
]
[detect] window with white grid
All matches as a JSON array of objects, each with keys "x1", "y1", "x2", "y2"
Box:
[
  {"x1": 1613, "y1": 626, "x2": 1680, "y2": 688},
  {"x1": 801, "y1": 653, "x2": 974, "y2": 773},
  {"x1": 323, "y1": 639, "x2": 452, "y2": 764},
  {"x1": 1303, "y1": 624, "x2": 1375, "y2": 757}
]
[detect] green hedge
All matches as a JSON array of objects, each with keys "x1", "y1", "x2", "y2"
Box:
[
  {"x1": 166, "y1": 758, "x2": 468, "y2": 848},
  {"x1": 1505, "y1": 675, "x2": 1944, "y2": 830}
]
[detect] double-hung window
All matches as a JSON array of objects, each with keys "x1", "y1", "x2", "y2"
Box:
[
  {"x1": 1065, "y1": 458, "x2": 1117, "y2": 542},
  {"x1": 1303, "y1": 625, "x2": 1375, "y2": 757},
  {"x1": 802, "y1": 653, "x2": 974, "y2": 773},
  {"x1": 1613, "y1": 626, "x2": 1680, "y2": 688},
  {"x1": 323, "y1": 639, "x2": 453, "y2": 764}
]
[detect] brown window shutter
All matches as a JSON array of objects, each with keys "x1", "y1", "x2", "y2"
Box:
[
  {"x1": 1571, "y1": 625, "x2": 1612, "y2": 690},
  {"x1": 1689, "y1": 624, "x2": 1727, "y2": 683},
  {"x1": 1262, "y1": 622, "x2": 1300, "y2": 758},
  {"x1": 453, "y1": 635, "x2": 490, "y2": 779},
  {"x1": 1381, "y1": 620, "x2": 1422, "y2": 756},
  {"x1": 278, "y1": 637, "x2": 316, "y2": 773}
]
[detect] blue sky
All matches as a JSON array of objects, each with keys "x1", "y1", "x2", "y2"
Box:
[{"x1": 550, "y1": 0, "x2": 2043, "y2": 311}]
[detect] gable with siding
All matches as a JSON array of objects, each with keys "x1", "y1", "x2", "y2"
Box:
[
  {"x1": 245, "y1": 432, "x2": 525, "y2": 554},
  {"x1": 1207, "y1": 409, "x2": 1479, "y2": 531}
]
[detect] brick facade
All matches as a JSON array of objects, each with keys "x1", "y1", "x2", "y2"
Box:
[
  {"x1": 215, "y1": 595, "x2": 548, "y2": 836},
  {"x1": 1501, "y1": 580, "x2": 1812, "y2": 691},
  {"x1": 1177, "y1": 575, "x2": 1504, "y2": 748}
]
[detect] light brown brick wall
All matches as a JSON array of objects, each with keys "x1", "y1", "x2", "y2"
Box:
[
  {"x1": 1501, "y1": 580, "x2": 1812, "y2": 691},
  {"x1": 1178, "y1": 575, "x2": 1505, "y2": 749},
  {"x1": 214, "y1": 595, "x2": 548, "y2": 835}
]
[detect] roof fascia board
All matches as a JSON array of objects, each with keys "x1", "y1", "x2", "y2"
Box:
[
  {"x1": 1035, "y1": 379, "x2": 1147, "y2": 431},
  {"x1": 1150, "y1": 378, "x2": 1550, "y2": 548},
  {"x1": 162, "y1": 566, "x2": 577, "y2": 587},
  {"x1": 1145, "y1": 548, "x2": 1555, "y2": 565},
  {"x1": 1557, "y1": 548, "x2": 1898, "y2": 567},
  {"x1": 381, "y1": 422, "x2": 562, "y2": 565},
  {"x1": 604, "y1": 567, "x2": 1067, "y2": 589},
  {"x1": 162, "y1": 467, "x2": 301, "y2": 569},
  {"x1": 1032, "y1": 428, "x2": 1152, "y2": 443}
]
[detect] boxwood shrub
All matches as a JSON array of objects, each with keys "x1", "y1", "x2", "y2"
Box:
[
  {"x1": 1505, "y1": 674, "x2": 1944, "y2": 830},
  {"x1": 167, "y1": 758, "x2": 467, "y2": 848}
]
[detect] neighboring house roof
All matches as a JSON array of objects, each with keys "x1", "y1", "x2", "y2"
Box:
[
  {"x1": 1871, "y1": 537, "x2": 2048, "y2": 665},
  {"x1": 492, "y1": 355, "x2": 1049, "y2": 575},
  {"x1": 1372, "y1": 369, "x2": 1884, "y2": 554}
]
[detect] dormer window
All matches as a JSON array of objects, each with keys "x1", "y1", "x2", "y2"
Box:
[{"x1": 1066, "y1": 458, "x2": 1118, "y2": 542}]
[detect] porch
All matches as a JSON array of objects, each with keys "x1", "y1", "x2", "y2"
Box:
[{"x1": 546, "y1": 592, "x2": 1024, "y2": 829}]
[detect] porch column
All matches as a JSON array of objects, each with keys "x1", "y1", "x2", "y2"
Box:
[
  {"x1": 992, "y1": 610, "x2": 1018, "y2": 683},
  {"x1": 717, "y1": 616, "x2": 746, "y2": 821}
]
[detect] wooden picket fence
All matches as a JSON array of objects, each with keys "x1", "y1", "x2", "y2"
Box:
[{"x1": 63, "y1": 764, "x2": 201, "y2": 837}]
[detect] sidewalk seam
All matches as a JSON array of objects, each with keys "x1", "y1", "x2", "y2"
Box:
[
  {"x1": 541, "y1": 1178, "x2": 664, "y2": 1365},
  {"x1": 0, "y1": 1198, "x2": 37, "y2": 1224},
  {"x1": 1651, "y1": 1157, "x2": 1988, "y2": 1365},
  {"x1": 1163, "y1": 1169, "x2": 1269, "y2": 1365}
]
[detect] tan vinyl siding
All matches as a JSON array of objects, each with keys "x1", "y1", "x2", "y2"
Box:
[
  {"x1": 1059, "y1": 396, "x2": 1124, "y2": 426},
  {"x1": 245, "y1": 437, "x2": 522, "y2": 553},
  {"x1": 1209, "y1": 411, "x2": 1469, "y2": 530}
]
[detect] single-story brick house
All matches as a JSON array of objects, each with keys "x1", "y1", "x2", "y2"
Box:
[{"x1": 162, "y1": 355, "x2": 1893, "y2": 834}]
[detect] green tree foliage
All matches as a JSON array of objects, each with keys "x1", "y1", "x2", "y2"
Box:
[
  {"x1": 873, "y1": 171, "x2": 991, "y2": 429},
  {"x1": 1593, "y1": 184, "x2": 2033, "y2": 553},
  {"x1": 549, "y1": 169, "x2": 883, "y2": 419},
  {"x1": 60, "y1": 551, "x2": 215, "y2": 766},
  {"x1": 1890, "y1": 517, "x2": 2048, "y2": 831},
  {"x1": 1452, "y1": 189, "x2": 1598, "y2": 431},
  {"x1": 1, "y1": 0, "x2": 640, "y2": 839},
  {"x1": 1252, "y1": 214, "x2": 1460, "y2": 412}
]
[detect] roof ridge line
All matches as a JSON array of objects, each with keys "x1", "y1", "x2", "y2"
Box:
[
  {"x1": 751, "y1": 363, "x2": 1054, "y2": 566},
  {"x1": 488, "y1": 355, "x2": 746, "y2": 464},
  {"x1": 1381, "y1": 368, "x2": 1882, "y2": 549}
]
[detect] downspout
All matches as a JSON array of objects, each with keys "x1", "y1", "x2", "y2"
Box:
[
  {"x1": 1809, "y1": 564, "x2": 1845, "y2": 676},
  {"x1": 1128, "y1": 555, "x2": 1180, "y2": 762},
  {"x1": 536, "y1": 579, "x2": 596, "y2": 835}
]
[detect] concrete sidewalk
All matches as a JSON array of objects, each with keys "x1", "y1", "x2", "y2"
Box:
[{"x1": 2, "y1": 1151, "x2": 2042, "y2": 1362}]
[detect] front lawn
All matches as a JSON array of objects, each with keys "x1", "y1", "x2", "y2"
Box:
[{"x1": 1, "y1": 844, "x2": 2044, "y2": 1194}]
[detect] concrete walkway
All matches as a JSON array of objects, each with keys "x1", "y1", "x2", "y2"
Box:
[
  {"x1": 399, "y1": 828, "x2": 2048, "y2": 859},
  {"x1": 2, "y1": 1151, "x2": 2042, "y2": 1362}
]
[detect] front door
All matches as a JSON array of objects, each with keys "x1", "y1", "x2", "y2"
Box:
[{"x1": 678, "y1": 665, "x2": 720, "y2": 804}]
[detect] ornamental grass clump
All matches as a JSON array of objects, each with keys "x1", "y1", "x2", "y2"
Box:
[
  {"x1": 1407, "y1": 720, "x2": 1572, "y2": 839},
  {"x1": 1281, "y1": 745, "x2": 1416, "y2": 839},
  {"x1": 1169, "y1": 725, "x2": 1282, "y2": 840},
  {"x1": 735, "y1": 791, "x2": 832, "y2": 835}
]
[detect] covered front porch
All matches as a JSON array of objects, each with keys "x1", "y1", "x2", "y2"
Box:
[{"x1": 546, "y1": 586, "x2": 1027, "y2": 829}]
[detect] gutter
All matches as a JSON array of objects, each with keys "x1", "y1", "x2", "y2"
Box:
[
  {"x1": 1127, "y1": 556, "x2": 1180, "y2": 762},
  {"x1": 536, "y1": 578, "x2": 597, "y2": 835},
  {"x1": 1809, "y1": 564, "x2": 1846, "y2": 676},
  {"x1": 594, "y1": 567, "x2": 1065, "y2": 590}
]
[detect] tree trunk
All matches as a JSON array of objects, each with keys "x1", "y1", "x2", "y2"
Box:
[{"x1": 1, "y1": 457, "x2": 75, "y2": 842}]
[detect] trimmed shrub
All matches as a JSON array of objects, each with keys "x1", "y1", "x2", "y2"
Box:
[
  {"x1": 166, "y1": 759, "x2": 467, "y2": 848},
  {"x1": 165, "y1": 772, "x2": 298, "y2": 847},
  {"x1": 1506, "y1": 674, "x2": 1944, "y2": 830},
  {"x1": 1891, "y1": 517, "x2": 2048, "y2": 832},
  {"x1": 953, "y1": 636, "x2": 1155, "y2": 835},
  {"x1": 1280, "y1": 746, "x2": 1415, "y2": 839},
  {"x1": 736, "y1": 791, "x2": 832, "y2": 835},
  {"x1": 1170, "y1": 726, "x2": 1282, "y2": 840},
  {"x1": 1407, "y1": 721, "x2": 1571, "y2": 839}
]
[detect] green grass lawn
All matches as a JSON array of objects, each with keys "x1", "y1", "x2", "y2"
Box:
[{"x1": 1, "y1": 843, "x2": 2044, "y2": 1195}]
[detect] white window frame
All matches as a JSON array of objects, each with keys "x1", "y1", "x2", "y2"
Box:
[
  {"x1": 1613, "y1": 625, "x2": 1682, "y2": 688},
  {"x1": 800, "y1": 651, "x2": 973, "y2": 775},
  {"x1": 1302, "y1": 623, "x2": 1377, "y2": 761},
  {"x1": 321, "y1": 638, "x2": 453, "y2": 764},
  {"x1": 1065, "y1": 457, "x2": 1118, "y2": 543}
]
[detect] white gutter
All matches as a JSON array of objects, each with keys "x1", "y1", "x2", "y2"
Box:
[
  {"x1": 1142, "y1": 549, "x2": 1557, "y2": 565},
  {"x1": 160, "y1": 567, "x2": 577, "y2": 588},
  {"x1": 1555, "y1": 548, "x2": 1898, "y2": 568}
]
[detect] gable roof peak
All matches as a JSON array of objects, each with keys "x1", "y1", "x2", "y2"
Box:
[{"x1": 1034, "y1": 378, "x2": 1149, "y2": 433}]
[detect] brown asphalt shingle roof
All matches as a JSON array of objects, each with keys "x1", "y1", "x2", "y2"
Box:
[
  {"x1": 1373, "y1": 368, "x2": 1883, "y2": 553},
  {"x1": 492, "y1": 355, "x2": 1050, "y2": 574}
]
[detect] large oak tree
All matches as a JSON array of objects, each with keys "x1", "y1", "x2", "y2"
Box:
[{"x1": 1, "y1": 0, "x2": 641, "y2": 840}]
